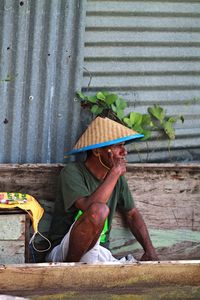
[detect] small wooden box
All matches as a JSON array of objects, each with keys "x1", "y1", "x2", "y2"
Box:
[{"x1": 0, "y1": 210, "x2": 30, "y2": 264}]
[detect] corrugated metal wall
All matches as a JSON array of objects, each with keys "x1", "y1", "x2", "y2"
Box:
[
  {"x1": 83, "y1": 0, "x2": 200, "y2": 162},
  {"x1": 0, "y1": 0, "x2": 86, "y2": 163},
  {"x1": 1, "y1": 0, "x2": 200, "y2": 164}
]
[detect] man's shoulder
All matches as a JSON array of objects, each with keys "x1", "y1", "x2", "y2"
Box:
[{"x1": 61, "y1": 161, "x2": 84, "y2": 174}]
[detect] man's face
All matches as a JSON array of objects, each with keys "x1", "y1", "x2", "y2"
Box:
[{"x1": 98, "y1": 142, "x2": 127, "y2": 168}]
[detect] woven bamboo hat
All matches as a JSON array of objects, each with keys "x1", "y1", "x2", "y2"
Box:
[{"x1": 66, "y1": 117, "x2": 144, "y2": 155}]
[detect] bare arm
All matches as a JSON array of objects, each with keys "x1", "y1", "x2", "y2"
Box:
[{"x1": 125, "y1": 207, "x2": 159, "y2": 261}]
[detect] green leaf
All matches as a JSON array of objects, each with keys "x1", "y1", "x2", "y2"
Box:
[
  {"x1": 148, "y1": 105, "x2": 165, "y2": 123},
  {"x1": 167, "y1": 116, "x2": 176, "y2": 123},
  {"x1": 118, "y1": 98, "x2": 127, "y2": 109},
  {"x1": 111, "y1": 104, "x2": 117, "y2": 113},
  {"x1": 91, "y1": 105, "x2": 103, "y2": 115},
  {"x1": 123, "y1": 117, "x2": 132, "y2": 128},
  {"x1": 129, "y1": 112, "x2": 142, "y2": 125},
  {"x1": 115, "y1": 98, "x2": 127, "y2": 110},
  {"x1": 116, "y1": 109, "x2": 124, "y2": 120},
  {"x1": 115, "y1": 98, "x2": 121, "y2": 108},
  {"x1": 102, "y1": 91, "x2": 110, "y2": 96},
  {"x1": 96, "y1": 92, "x2": 106, "y2": 101},
  {"x1": 87, "y1": 96, "x2": 97, "y2": 103},
  {"x1": 163, "y1": 121, "x2": 175, "y2": 139},
  {"x1": 105, "y1": 94, "x2": 118, "y2": 105},
  {"x1": 141, "y1": 129, "x2": 151, "y2": 140},
  {"x1": 132, "y1": 124, "x2": 143, "y2": 133},
  {"x1": 141, "y1": 114, "x2": 152, "y2": 127},
  {"x1": 76, "y1": 91, "x2": 85, "y2": 100}
]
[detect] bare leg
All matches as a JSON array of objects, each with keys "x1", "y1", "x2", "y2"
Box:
[{"x1": 65, "y1": 202, "x2": 109, "y2": 262}]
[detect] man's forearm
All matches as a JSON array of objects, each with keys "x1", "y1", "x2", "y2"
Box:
[
  {"x1": 88, "y1": 170, "x2": 119, "y2": 204},
  {"x1": 126, "y1": 208, "x2": 158, "y2": 260},
  {"x1": 76, "y1": 169, "x2": 120, "y2": 211}
]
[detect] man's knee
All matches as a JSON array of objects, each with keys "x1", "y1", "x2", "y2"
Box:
[{"x1": 87, "y1": 202, "x2": 109, "y2": 226}]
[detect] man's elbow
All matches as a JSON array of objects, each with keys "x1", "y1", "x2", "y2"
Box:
[{"x1": 125, "y1": 207, "x2": 140, "y2": 221}]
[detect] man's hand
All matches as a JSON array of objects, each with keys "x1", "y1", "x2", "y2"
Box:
[
  {"x1": 108, "y1": 149, "x2": 127, "y2": 176},
  {"x1": 140, "y1": 249, "x2": 159, "y2": 261}
]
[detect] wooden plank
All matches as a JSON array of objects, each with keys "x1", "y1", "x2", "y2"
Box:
[
  {"x1": 0, "y1": 261, "x2": 199, "y2": 299},
  {"x1": 126, "y1": 164, "x2": 200, "y2": 231},
  {"x1": 0, "y1": 163, "x2": 199, "y2": 201},
  {"x1": 0, "y1": 164, "x2": 63, "y2": 201}
]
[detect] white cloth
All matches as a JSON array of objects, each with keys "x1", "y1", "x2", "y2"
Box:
[{"x1": 46, "y1": 223, "x2": 137, "y2": 264}]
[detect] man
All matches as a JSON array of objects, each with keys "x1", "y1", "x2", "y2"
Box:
[{"x1": 46, "y1": 117, "x2": 158, "y2": 263}]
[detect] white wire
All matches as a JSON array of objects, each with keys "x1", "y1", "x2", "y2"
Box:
[{"x1": 29, "y1": 231, "x2": 51, "y2": 253}]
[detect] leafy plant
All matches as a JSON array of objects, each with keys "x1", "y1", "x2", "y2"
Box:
[{"x1": 76, "y1": 91, "x2": 184, "y2": 141}]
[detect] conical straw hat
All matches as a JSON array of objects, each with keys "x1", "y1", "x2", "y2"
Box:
[{"x1": 67, "y1": 117, "x2": 144, "y2": 155}]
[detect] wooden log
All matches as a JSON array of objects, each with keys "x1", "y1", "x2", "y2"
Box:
[
  {"x1": 0, "y1": 261, "x2": 200, "y2": 299},
  {"x1": 0, "y1": 164, "x2": 63, "y2": 201}
]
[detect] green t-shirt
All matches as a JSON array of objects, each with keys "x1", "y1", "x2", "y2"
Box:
[{"x1": 48, "y1": 162, "x2": 135, "y2": 247}]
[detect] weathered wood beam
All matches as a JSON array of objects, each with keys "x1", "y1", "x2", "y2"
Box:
[{"x1": 0, "y1": 261, "x2": 200, "y2": 293}]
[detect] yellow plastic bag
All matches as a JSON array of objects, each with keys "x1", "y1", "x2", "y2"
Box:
[{"x1": 0, "y1": 192, "x2": 50, "y2": 252}]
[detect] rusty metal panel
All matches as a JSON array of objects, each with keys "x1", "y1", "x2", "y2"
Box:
[
  {"x1": 0, "y1": 0, "x2": 86, "y2": 163},
  {"x1": 83, "y1": 0, "x2": 200, "y2": 162}
]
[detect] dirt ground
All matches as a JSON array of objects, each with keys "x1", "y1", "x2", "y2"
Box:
[{"x1": 3, "y1": 283, "x2": 200, "y2": 300}]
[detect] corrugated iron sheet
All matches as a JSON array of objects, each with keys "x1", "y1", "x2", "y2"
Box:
[
  {"x1": 0, "y1": 0, "x2": 86, "y2": 163},
  {"x1": 83, "y1": 0, "x2": 200, "y2": 162}
]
